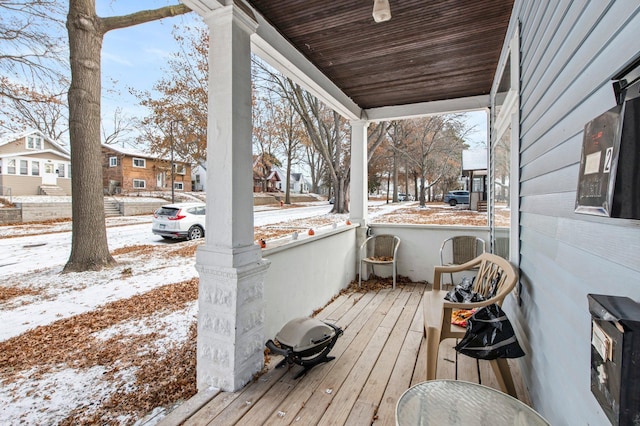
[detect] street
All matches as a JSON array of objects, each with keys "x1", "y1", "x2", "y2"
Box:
[{"x1": 0, "y1": 202, "x2": 341, "y2": 276}]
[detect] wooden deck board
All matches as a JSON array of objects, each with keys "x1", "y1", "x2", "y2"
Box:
[
  {"x1": 261, "y1": 289, "x2": 394, "y2": 425},
  {"x1": 170, "y1": 283, "x2": 532, "y2": 425}
]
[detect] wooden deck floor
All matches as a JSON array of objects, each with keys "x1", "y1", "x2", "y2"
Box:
[{"x1": 173, "y1": 282, "x2": 529, "y2": 425}]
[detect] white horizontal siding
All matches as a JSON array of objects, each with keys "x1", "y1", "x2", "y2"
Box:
[{"x1": 514, "y1": 0, "x2": 640, "y2": 424}]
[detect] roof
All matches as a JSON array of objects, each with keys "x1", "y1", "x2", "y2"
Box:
[
  {"x1": 102, "y1": 144, "x2": 189, "y2": 164},
  {"x1": 0, "y1": 129, "x2": 70, "y2": 155},
  {"x1": 246, "y1": 0, "x2": 514, "y2": 111}
]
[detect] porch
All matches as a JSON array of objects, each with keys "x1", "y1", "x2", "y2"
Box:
[{"x1": 161, "y1": 279, "x2": 529, "y2": 425}]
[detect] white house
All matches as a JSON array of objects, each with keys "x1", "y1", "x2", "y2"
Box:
[{"x1": 191, "y1": 162, "x2": 206, "y2": 192}]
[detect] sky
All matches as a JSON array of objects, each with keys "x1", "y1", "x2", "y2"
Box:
[
  {"x1": 97, "y1": 1, "x2": 201, "y2": 144},
  {"x1": 95, "y1": 1, "x2": 487, "y2": 149}
]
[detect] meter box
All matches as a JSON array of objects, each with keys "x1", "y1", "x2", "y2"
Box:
[{"x1": 588, "y1": 294, "x2": 640, "y2": 425}]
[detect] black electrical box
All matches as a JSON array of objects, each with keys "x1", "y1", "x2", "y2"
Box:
[{"x1": 588, "y1": 294, "x2": 640, "y2": 425}]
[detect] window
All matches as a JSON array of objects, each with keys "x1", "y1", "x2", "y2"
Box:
[
  {"x1": 7, "y1": 159, "x2": 16, "y2": 174},
  {"x1": 44, "y1": 163, "x2": 54, "y2": 174},
  {"x1": 173, "y1": 182, "x2": 184, "y2": 190},
  {"x1": 57, "y1": 163, "x2": 65, "y2": 177},
  {"x1": 20, "y1": 160, "x2": 28, "y2": 175},
  {"x1": 26, "y1": 136, "x2": 43, "y2": 150},
  {"x1": 133, "y1": 158, "x2": 146, "y2": 168},
  {"x1": 133, "y1": 179, "x2": 146, "y2": 189},
  {"x1": 489, "y1": 26, "x2": 519, "y2": 263},
  {"x1": 175, "y1": 164, "x2": 186, "y2": 175},
  {"x1": 109, "y1": 157, "x2": 117, "y2": 167},
  {"x1": 32, "y1": 161, "x2": 40, "y2": 176}
]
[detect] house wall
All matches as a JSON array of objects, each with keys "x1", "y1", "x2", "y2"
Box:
[
  {"x1": 0, "y1": 169, "x2": 71, "y2": 196},
  {"x1": 513, "y1": 2, "x2": 640, "y2": 425},
  {"x1": 101, "y1": 148, "x2": 192, "y2": 193}
]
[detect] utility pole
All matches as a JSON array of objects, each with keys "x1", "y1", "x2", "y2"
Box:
[{"x1": 170, "y1": 121, "x2": 175, "y2": 203}]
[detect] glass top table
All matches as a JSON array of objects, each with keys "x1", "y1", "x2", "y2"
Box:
[{"x1": 396, "y1": 380, "x2": 549, "y2": 426}]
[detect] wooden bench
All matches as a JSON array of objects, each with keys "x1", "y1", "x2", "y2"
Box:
[{"x1": 423, "y1": 252, "x2": 519, "y2": 397}]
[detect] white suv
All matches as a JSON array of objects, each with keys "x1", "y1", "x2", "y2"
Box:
[{"x1": 152, "y1": 202, "x2": 206, "y2": 240}]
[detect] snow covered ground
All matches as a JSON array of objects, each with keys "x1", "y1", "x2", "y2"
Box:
[{"x1": 0, "y1": 199, "x2": 409, "y2": 425}]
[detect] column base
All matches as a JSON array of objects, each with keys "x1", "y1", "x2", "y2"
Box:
[{"x1": 196, "y1": 253, "x2": 270, "y2": 391}]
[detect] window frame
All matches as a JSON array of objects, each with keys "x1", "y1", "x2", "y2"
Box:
[
  {"x1": 19, "y1": 160, "x2": 28, "y2": 175},
  {"x1": 489, "y1": 23, "x2": 520, "y2": 266},
  {"x1": 109, "y1": 157, "x2": 118, "y2": 167},
  {"x1": 133, "y1": 179, "x2": 146, "y2": 189},
  {"x1": 132, "y1": 157, "x2": 146, "y2": 168},
  {"x1": 173, "y1": 182, "x2": 184, "y2": 191},
  {"x1": 26, "y1": 136, "x2": 43, "y2": 150},
  {"x1": 32, "y1": 161, "x2": 40, "y2": 176}
]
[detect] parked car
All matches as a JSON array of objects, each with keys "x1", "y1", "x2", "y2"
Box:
[
  {"x1": 443, "y1": 190, "x2": 470, "y2": 206},
  {"x1": 152, "y1": 202, "x2": 206, "y2": 240},
  {"x1": 398, "y1": 193, "x2": 414, "y2": 201}
]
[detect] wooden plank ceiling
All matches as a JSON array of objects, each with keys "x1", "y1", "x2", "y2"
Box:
[{"x1": 247, "y1": 0, "x2": 514, "y2": 110}]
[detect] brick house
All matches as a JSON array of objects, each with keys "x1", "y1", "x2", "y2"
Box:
[
  {"x1": 0, "y1": 129, "x2": 71, "y2": 196},
  {"x1": 102, "y1": 144, "x2": 192, "y2": 194}
]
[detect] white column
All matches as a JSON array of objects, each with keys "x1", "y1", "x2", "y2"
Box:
[
  {"x1": 349, "y1": 120, "x2": 369, "y2": 227},
  {"x1": 196, "y1": 4, "x2": 270, "y2": 392}
]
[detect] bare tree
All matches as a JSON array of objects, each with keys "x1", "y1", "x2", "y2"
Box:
[
  {"x1": 64, "y1": 0, "x2": 191, "y2": 272},
  {"x1": 0, "y1": 0, "x2": 67, "y2": 102},
  {"x1": 0, "y1": 83, "x2": 68, "y2": 140},
  {"x1": 396, "y1": 115, "x2": 469, "y2": 207},
  {"x1": 135, "y1": 24, "x2": 208, "y2": 169},
  {"x1": 101, "y1": 107, "x2": 137, "y2": 147}
]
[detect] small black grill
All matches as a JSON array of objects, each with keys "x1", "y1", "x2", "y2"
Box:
[{"x1": 265, "y1": 317, "x2": 343, "y2": 379}]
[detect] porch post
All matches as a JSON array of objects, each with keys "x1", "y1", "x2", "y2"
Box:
[
  {"x1": 195, "y1": 4, "x2": 270, "y2": 392},
  {"x1": 349, "y1": 120, "x2": 369, "y2": 227}
]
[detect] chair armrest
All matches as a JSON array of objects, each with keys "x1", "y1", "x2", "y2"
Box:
[
  {"x1": 423, "y1": 290, "x2": 447, "y2": 380},
  {"x1": 424, "y1": 290, "x2": 447, "y2": 329}
]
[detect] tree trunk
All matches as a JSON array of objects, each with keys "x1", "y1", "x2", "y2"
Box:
[
  {"x1": 285, "y1": 154, "x2": 292, "y2": 204},
  {"x1": 64, "y1": 0, "x2": 115, "y2": 272},
  {"x1": 392, "y1": 152, "x2": 398, "y2": 202},
  {"x1": 64, "y1": 1, "x2": 190, "y2": 272}
]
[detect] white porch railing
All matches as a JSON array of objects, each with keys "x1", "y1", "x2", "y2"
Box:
[{"x1": 261, "y1": 223, "x2": 509, "y2": 339}]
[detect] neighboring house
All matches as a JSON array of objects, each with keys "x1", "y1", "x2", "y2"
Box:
[
  {"x1": 273, "y1": 167, "x2": 311, "y2": 194},
  {"x1": 252, "y1": 154, "x2": 282, "y2": 192},
  {"x1": 0, "y1": 129, "x2": 71, "y2": 196},
  {"x1": 461, "y1": 149, "x2": 487, "y2": 211},
  {"x1": 191, "y1": 162, "x2": 206, "y2": 192},
  {"x1": 272, "y1": 167, "x2": 309, "y2": 194},
  {"x1": 289, "y1": 172, "x2": 310, "y2": 193},
  {"x1": 101, "y1": 144, "x2": 192, "y2": 194}
]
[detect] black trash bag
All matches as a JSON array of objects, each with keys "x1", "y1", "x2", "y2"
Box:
[
  {"x1": 444, "y1": 276, "x2": 486, "y2": 303},
  {"x1": 454, "y1": 304, "x2": 525, "y2": 360}
]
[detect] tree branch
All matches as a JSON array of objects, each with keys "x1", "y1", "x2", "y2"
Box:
[{"x1": 100, "y1": 4, "x2": 192, "y2": 34}]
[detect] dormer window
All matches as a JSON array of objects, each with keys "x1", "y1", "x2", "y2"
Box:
[{"x1": 26, "y1": 135, "x2": 43, "y2": 150}]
